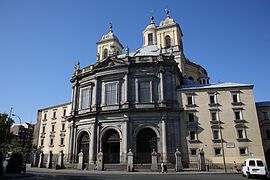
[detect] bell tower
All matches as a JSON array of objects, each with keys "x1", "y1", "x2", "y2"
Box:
[
  {"x1": 96, "y1": 23, "x2": 123, "y2": 62},
  {"x1": 143, "y1": 16, "x2": 157, "y2": 46},
  {"x1": 157, "y1": 9, "x2": 183, "y2": 51}
]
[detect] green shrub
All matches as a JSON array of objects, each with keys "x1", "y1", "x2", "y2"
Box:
[{"x1": 5, "y1": 153, "x2": 24, "y2": 174}]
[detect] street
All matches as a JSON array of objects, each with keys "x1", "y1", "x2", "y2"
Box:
[{"x1": 2, "y1": 168, "x2": 257, "y2": 180}]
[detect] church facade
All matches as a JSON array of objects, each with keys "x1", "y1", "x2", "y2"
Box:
[{"x1": 35, "y1": 12, "x2": 265, "y2": 170}]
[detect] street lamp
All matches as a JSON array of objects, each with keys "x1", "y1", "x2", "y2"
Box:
[
  {"x1": 12, "y1": 114, "x2": 22, "y2": 125},
  {"x1": 215, "y1": 91, "x2": 227, "y2": 173}
]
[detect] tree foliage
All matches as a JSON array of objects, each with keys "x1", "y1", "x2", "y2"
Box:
[{"x1": 0, "y1": 113, "x2": 14, "y2": 148}]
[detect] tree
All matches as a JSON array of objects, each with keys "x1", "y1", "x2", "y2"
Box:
[{"x1": 0, "y1": 113, "x2": 14, "y2": 148}]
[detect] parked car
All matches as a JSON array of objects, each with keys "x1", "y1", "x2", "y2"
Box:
[{"x1": 242, "y1": 158, "x2": 269, "y2": 179}]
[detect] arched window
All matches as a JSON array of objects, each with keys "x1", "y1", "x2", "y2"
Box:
[
  {"x1": 148, "y1": 33, "x2": 153, "y2": 45},
  {"x1": 165, "y1": 35, "x2": 171, "y2": 48},
  {"x1": 103, "y1": 48, "x2": 108, "y2": 59}
]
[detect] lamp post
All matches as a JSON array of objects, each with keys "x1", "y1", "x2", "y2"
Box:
[
  {"x1": 12, "y1": 114, "x2": 21, "y2": 125},
  {"x1": 215, "y1": 92, "x2": 227, "y2": 173}
]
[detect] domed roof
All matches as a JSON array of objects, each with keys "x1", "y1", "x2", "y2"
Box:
[
  {"x1": 144, "y1": 16, "x2": 157, "y2": 31},
  {"x1": 159, "y1": 10, "x2": 177, "y2": 27},
  {"x1": 99, "y1": 23, "x2": 120, "y2": 42}
]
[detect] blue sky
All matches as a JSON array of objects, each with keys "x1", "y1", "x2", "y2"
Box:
[{"x1": 0, "y1": 0, "x2": 269, "y2": 124}]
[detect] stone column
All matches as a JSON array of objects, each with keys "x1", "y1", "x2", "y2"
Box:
[
  {"x1": 198, "y1": 149, "x2": 206, "y2": 171},
  {"x1": 161, "y1": 115, "x2": 168, "y2": 162},
  {"x1": 127, "y1": 149, "x2": 134, "y2": 172},
  {"x1": 175, "y1": 148, "x2": 183, "y2": 171},
  {"x1": 77, "y1": 150, "x2": 83, "y2": 170},
  {"x1": 159, "y1": 69, "x2": 166, "y2": 106},
  {"x1": 38, "y1": 152, "x2": 44, "y2": 168},
  {"x1": 121, "y1": 122, "x2": 127, "y2": 163},
  {"x1": 58, "y1": 151, "x2": 64, "y2": 169},
  {"x1": 68, "y1": 123, "x2": 74, "y2": 163},
  {"x1": 46, "y1": 151, "x2": 52, "y2": 169},
  {"x1": 97, "y1": 151, "x2": 104, "y2": 171},
  {"x1": 135, "y1": 79, "x2": 139, "y2": 103},
  {"x1": 89, "y1": 124, "x2": 96, "y2": 164},
  {"x1": 32, "y1": 152, "x2": 38, "y2": 167},
  {"x1": 151, "y1": 149, "x2": 158, "y2": 171}
]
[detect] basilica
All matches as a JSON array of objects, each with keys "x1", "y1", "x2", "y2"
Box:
[{"x1": 34, "y1": 11, "x2": 266, "y2": 170}]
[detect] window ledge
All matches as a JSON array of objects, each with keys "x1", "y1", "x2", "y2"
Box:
[
  {"x1": 240, "y1": 154, "x2": 249, "y2": 156},
  {"x1": 208, "y1": 103, "x2": 219, "y2": 107},
  {"x1": 186, "y1": 104, "x2": 197, "y2": 108},
  {"x1": 49, "y1": 145, "x2": 54, "y2": 148},
  {"x1": 42, "y1": 119, "x2": 47, "y2": 122},
  {"x1": 51, "y1": 117, "x2": 57, "y2": 120},
  {"x1": 237, "y1": 138, "x2": 249, "y2": 142},
  {"x1": 231, "y1": 102, "x2": 243, "y2": 106},
  {"x1": 59, "y1": 144, "x2": 65, "y2": 147},
  {"x1": 234, "y1": 119, "x2": 246, "y2": 123},
  {"x1": 212, "y1": 139, "x2": 222, "y2": 143},
  {"x1": 189, "y1": 140, "x2": 200, "y2": 144}
]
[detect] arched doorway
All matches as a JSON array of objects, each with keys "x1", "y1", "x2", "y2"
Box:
[
  {"x1": 78, "y1": 132, "x2": 89, "y2": 164},
  {"x1": 102, "y1": 129, "x2": 120, "y2": 163},
  {"x1": 136, "y1": 128, "x2": 157, "y2": 163}
]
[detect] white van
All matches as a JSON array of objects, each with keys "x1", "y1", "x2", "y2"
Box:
[{"x1": 242, "y1": 158, "x2": 268, "y2": 178}]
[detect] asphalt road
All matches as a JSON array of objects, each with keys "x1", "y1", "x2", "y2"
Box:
[{"x1": 3, "y1": 170, "x2": 254, "y2": 180}]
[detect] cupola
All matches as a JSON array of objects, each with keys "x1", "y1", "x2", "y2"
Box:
[
  {"x1": 96, "y1": 23, "x2": 123, "y2": 62},
  {"x1": 143, "y1": 16, "x2": 157, "y2": 46}
]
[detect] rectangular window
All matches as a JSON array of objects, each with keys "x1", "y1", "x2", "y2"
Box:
[
  {"x1": 53, "y1": 111, "x2": 56, "y2": 119},
  {"x1": 44, "y1": 113, "x2": 47, "y2": 120},
  {"x1": 187, "y1": 96, "x2": 193, "y2": 105},
  {"x1": 105, "y1": 83, "x2": 118, "y2": 105},
  {"x1": 235, "y1": 111, "x2": 241, "y2": 120},
  {"x1": 80, "y1": 87, "x2": 91, "y2": 109},
  {"x1": 232, "y1": 94, "x2": 238, "y2": 103},
  {"x1": 263, "y1": 112, "x2": 269, "y2": 120},
  {"x1": 188, "y1": 113, "x2": 195, "y2": 122},
  {"x1": 211, "y1": 112, "x2": 217, "y2": 121},
  {"x1": 190, "y1": 131, "x2": 196, "y2": 140},
  {"x1": 139, "y1": 81, "x2": 151, "y2": 103},
  {"x1": 148, "y1": 33, "x2": 153, "y2": 45},
  {"x1": 41, "y1": 139, "x2": 44, "y2": 146},
  {"x1": 60, "y1": 138, "x2": 64, "y2": 145},
  {"x1": 52, "y1": 125, "x2": 55, "y2": 132},
  {"x1": 237, "y1": 129, "x2": 245, "y2": 139},
  {"x1": 209, "y1": 95, "x2": 215, "y2": 104},
  {"x1": 239, "y1": 147, "x2": 248, "y2": 155},
  {"x1": 42, "y1": 126, "x2": 45, "y2": 133},
  {"x1": 62, "y1": 123, "x2": 65, "y2": 131},
  {"x1": 190, "y1": 149, "x2": 197, "y2": 156},
  {"x1": 266, "y1": 130, "x2": 270, "y2": 140},
  {"x1": 50, "y1": 139, "x2": 54, "y2": 146},
  {"x1": 63, "y1": 109, "x2": 66, "y2": 117},
  {"x1": 213, "y1": 130, "x2": 220, "y2": 140},
  {"x1": 215, "y1": 148, "x2": 222, "y2": 156}
]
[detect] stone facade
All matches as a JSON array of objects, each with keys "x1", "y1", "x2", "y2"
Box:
[
  {"x1": 35, "y1": 12, "x2": 266, "y2": 170},
  {"x1": 36, "y1": 103, "x2": 71, "y2": 168},
  {"x1": 256, "y1": 102, "x2": 270, "y2": 168}
]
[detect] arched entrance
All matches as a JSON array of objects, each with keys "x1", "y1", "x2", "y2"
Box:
[
  {"x1": 102, "y1": 129, "x2": 120, "y2": 163},
  {"x1": 78, "y1": 132, "x2": 89, "y2": 164},
  {"x1": 136, "y1": 128, "x2": 157, "y2": 163}
]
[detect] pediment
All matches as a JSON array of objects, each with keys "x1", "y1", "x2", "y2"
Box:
[{"x1": 94, "y1": 58, "x2": 128, "y2": 69}]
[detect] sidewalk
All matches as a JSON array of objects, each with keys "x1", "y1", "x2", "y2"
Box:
[{"x1": 26, "y1": 167, "x2": 235, "y2": 175}]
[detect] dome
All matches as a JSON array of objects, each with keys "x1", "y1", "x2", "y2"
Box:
[
  {"x1": 144, "y1": 16, "x2": 156, "y2": 31},
  {"x1": 159, "y1": 16, "x2": 176, "y2": 27}
]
